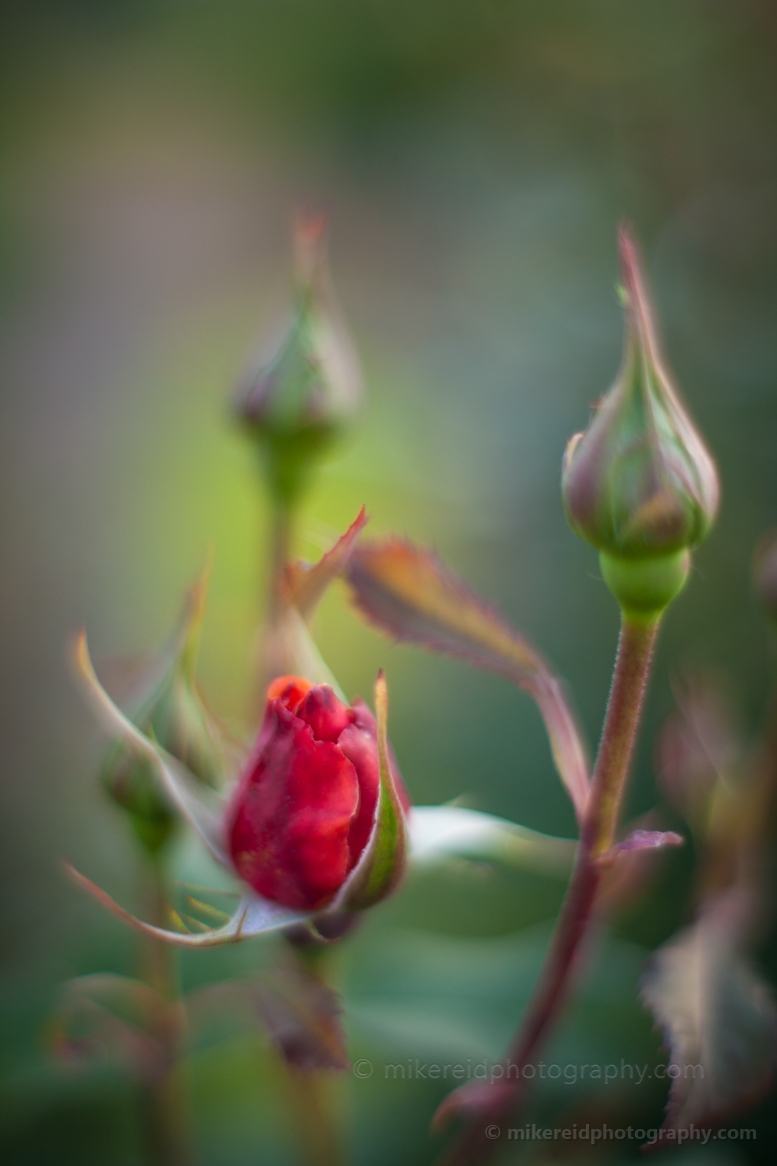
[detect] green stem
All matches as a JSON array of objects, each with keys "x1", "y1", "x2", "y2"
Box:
[
  {"x1": 283, "y1": 1065, "x2": 345, "y2": 1166},
  {"x1": 140, "y1": 856, "x2": 191, "y2": 1166},
  {"x1": 254, "y1": 494, "x2": 296, "y2": 703},
  {"x1": 280, "y1": 943, "x2": 346, "y2": 1166},
  {"x1": 269, "y1": 498, "x2": 292, "y2": 627},
  {"x1": 439, "y1": 615, "x2": 660, "y2": 1166}
]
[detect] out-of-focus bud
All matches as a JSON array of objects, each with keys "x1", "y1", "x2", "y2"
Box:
[
  {"x1": 753, "y1": 529, "x2": 777, "y2": 623},
  {"x1": 562, "y1": 227, "x2": 720, "y2": 620},
  {"x1": 102, "y1": 574, "x2": 223, "y2": 855},
  {"x1": 227, "y1": 676, "x2": 410, "y2": 911},
  {"x1": 235, "y1": 213, "x2": 363, "y2": 506}
]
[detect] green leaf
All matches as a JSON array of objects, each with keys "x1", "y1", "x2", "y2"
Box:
[
  {"x1": 641, "y1": 888, "x2": 777, "y2": 1130},
  {"x1": 407, "y1": 805, "x2": 575, "y2": 876},
  {"x1": 347, "y1": 537, "x2": 589, "y2": 821}
]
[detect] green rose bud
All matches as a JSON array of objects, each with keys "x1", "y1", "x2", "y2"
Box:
[
  {"x1": 562, "y1": 226, "x2": 720, "y2": 620},
  {"x1": 102, "y1": 571, "x2": 224, "y2": 854},
  {"x1": 235, "y1": 213, "x2": 363, "y2": 506}
]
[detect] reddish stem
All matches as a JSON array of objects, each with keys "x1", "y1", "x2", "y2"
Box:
[{"x1": 437, "y1": 616, "x2": 659, "y2": 1166}]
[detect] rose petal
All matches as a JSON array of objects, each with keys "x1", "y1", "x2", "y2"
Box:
[{"x1": 227, "y1": 701, "x2": 360, "y2": 910}]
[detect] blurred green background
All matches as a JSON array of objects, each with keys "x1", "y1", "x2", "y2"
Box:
[{"x1": 2, "y1": 1, "x2": 777, "y2": 1162}]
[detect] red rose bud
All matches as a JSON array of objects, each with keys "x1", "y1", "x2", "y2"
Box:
[
  {"x1": 102, "y1": 570, "x2": 224, "y2": 854},
  {"x1": 754, "y1": 529, "x2": 777, "y2": 623},
  {"x1": 226, "y1": 676, "x2": 409, "y2": 912},
  {"x1": 235, "y1": 213, "x2": 363, "y2": 506},
  {"x1": 562, "y1": 227, "x2": 719, "y2": 619}
]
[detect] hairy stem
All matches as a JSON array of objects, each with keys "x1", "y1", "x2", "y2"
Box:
[
  {"x1": 584, "y1": 618, "x2": 660, "y2": 857},
  {"x1": 140, "y1": 856, "x2": 191, "y2": 1166},
  {"x1": 439, "y1": 616, "x2": 660, "y2": 1165}
]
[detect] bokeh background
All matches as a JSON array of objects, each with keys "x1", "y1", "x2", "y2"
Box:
[{"x1": 2, "y1": 2, "x2": 777, "y2": 1162}]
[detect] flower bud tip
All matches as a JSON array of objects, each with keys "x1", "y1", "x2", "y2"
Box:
[
  {"x1": 293, "y1": 208, "x2": 331, "y2": 283},
  {"x1": 235, "y1": 214, "x2": 363, "y2": 505},
  {"x1": 562, "y1": 228, "x2": 720, "y2": 617}
]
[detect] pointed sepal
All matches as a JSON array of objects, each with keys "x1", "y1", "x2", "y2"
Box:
[
  {"x1": 73, "y1": 630, "x2": 230, "y2": 866},
  {"x1": 334, "y1": 671, "x2": 407, "y2": 910},
  {"x1": 66, "y1": 863, "x2": 311, "y2": 947},
  {"x1": 285, "y1": 505, "x2": 368, "y2": 620},
  {"x1": 98, "y1": 564, "x2": 227, "y2": 854}
]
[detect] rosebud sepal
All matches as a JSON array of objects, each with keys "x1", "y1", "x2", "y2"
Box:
[
  {"x1": 599, "y1": 548, "x2": 691, "y2": 623},
  {"x1": 332, "y1": 671, "x2": 407, "y2": 911},
  {"x1": 74, "y1": 630, "x2": 231, "y2": 868},
  {"x1": 99, "y1": 562, "x2": 227, "y2": 855},
  {"x1": 66, "y1": 863, "x2": 312, "y2": 946}
]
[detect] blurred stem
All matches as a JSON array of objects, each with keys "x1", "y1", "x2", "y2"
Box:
[
  {"x1": 140, "y1": 854, "x2": 191, "y2": 1166},
  {"x1": 255, "y1": 493, "x2": 298, "y2": 703},
  {"x1": 441, "y1": 615, "x2": 660, "y2": 1166},
  {"x1": 283, "y1": 1063, "x2": 345, "y2": 1166},
  {"x1": 269, "y1": 497, "x2": 292, "y2": 626},
  {"x1": 759, "y1": 626, "x2": 777, "y2": 833},
  {"x1": 747, "y1": 628, "x2": 777, "y2": 937},
  {"x1": 282, "y1": 943, "x2": 346, "y2": 1166}
]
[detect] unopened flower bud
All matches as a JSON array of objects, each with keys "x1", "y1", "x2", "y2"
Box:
[
  {"x1": 562, "y1": 227, "x2": 719, "y2": 619},
  {"x1": 227, "y1": 676, "x2": 410, "y2": 911},
  {"x1": 102, "y1": 575, "x2": 223, "y2": 854},
  {"x1": 235, "y1": 213, "x2": 363, "y2": 506},
  {"x1": 753, "y1": 529, "x2": 777, "y2": 623}
]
